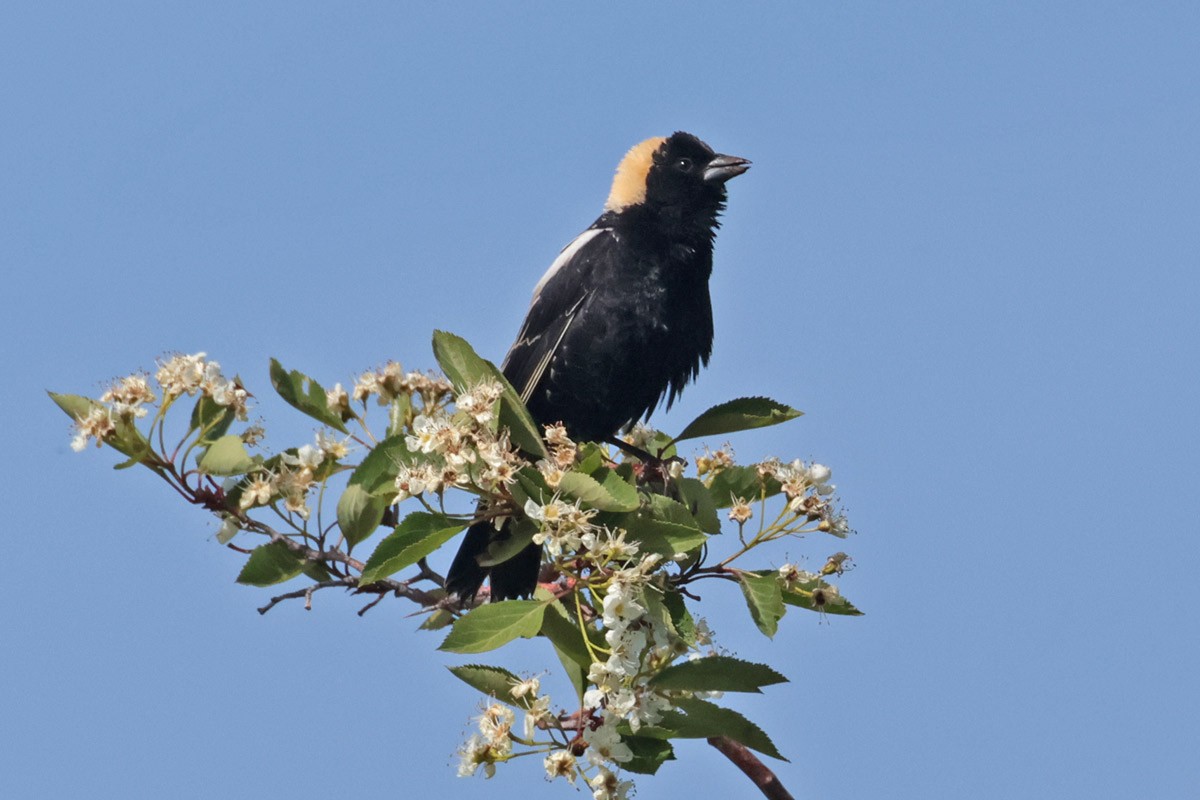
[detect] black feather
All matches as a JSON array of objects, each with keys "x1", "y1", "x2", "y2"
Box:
[{"x1": 445, "y1": 132, "x2": 747, "y2": 601}]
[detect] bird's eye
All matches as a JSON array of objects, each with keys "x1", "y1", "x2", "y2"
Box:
[{"x1": 674, "y1": 157, "x2": 693, "y2": 172}]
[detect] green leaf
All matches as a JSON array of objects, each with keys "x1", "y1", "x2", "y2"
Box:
[
  {"x1": 649, "y1": 656, "x2": 788, "y2": 693},
  {"x1": 359, "y1": 512, "x2": 466, "y2": 585},
  {"x1": 707, "y1": 466, "x2": 782, "y2": 508},
  {"x1": 197, "y1": 434, "x2": 254, "y2": 476},
  {"x1": 268, "y1": 358, "x2": 349, "y2": 434},
  {"x1": 49, "y1": 392, "x2": 152, "y2": 467},
  {"x1": 336, "y1": 484, "x2": 387, "y2": 549},
  {"x1": 431, "y1": 331, "x2": 546, "y2": 458},
  {"x1": 301, "y1": 560, "x2": 333, "y2": 583},
  {"x1": 539, "y1": 597, "x2": 599, "y2": 671},
  {"x1": 347, "y1": 435, "x2": 413, "y2": 492},
  {"x1": 335, "y1": 436, "x2": 413, "y2": 548},
  {"x1": 664, "y1": 697, "x2": 787, "y2": 761},
  {"x1": 386, "y1": 393, "x2": 412, "y2": 437},
  {"x1": 672, "y1": 397, "x2": 802, "y2": 444},
  {"x1": 419, "y1": 608, "x2": 455, "y2": 631},
  {"x1": 617, "y1": 495, "x2": 708, "y2": 557},
  {"x1": 738, "y1": 570, "x2": 785, "y2": 638},
  {"x1": 781, "y1": 582, "x2": 864, "y2": 617},
  {"x1": 236, "y1": 541, "x2": 306, "y2": 586},
  {"x1": 438, "y1": 599, "x2": 548, "y2": 654},
  {"x1": 49, "y1": 391, "x2": 92, "y2": 421},
  {"x1": 621, "y1": 736, "x2": 676, "y2": 775},
  {"x1": 575, "y1": 442, "x2": 607, "y2": 475},
  {"x1": 662, "y1": 591, "x2": 696, "y2": 644},
  {"x1": 646, "y1": 494, "x2": 701, "y2": 529},
  {"x1": 676, "y1": 477, "x2": 721, "y2": 534},
  {"x1": 188, "y1": 395, "x2": 235, "y2": 443},
  {"x1": 537, "y1": 590, "x2": 593, "y2": 701},
  {"x1": 215, "y1": 517, "x2": 241, "y2": 545},
  {"x1": 557, "y1": 468, "x2": 639, "y2": 512},
  {"x1": 447, "y1": 665, "x2": 530, "y2": 706}
]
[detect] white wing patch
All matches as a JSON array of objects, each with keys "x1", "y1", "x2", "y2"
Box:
[{"x1": 530, "y1": 227, "x2": 606, "y2": 304}]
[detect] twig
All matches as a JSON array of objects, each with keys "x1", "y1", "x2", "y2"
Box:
[
  {"x1": 257, "y1": 578, "x2": 355, "y2": 614},
  {"x1": 356, "y1": 592, "x2": 388, "y2": 616},
  {"x1": 707, "y1": 736, "x2": 795, "y2": 800}
]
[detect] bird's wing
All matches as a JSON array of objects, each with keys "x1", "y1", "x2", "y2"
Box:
[{"x1": 502, "y1": 225, "x2": 610, "y2": 403}]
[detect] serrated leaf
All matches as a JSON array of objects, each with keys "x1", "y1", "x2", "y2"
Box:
[
  {"x1": 621, "y1": 736, "x2": 676, "y2": 775},
  {"x1": 431, "y1": 331, "x2": 546, "y2": 458},
  {"x1": 336, "y1": 484, "x2": 387, "y2": 549},
  {"x1": 268, "y1": 358, "x2": 349, "y2": 433},
  {"x1": 619, "y1": 496, "x2": 708, "y2": 557},
  {"x1": 707, "y1": 466, "x2": 782, "y2": 508},
  {"x1": 676, "y1": 477, "x2": 721, "y2": 534},
  {"x1": 557, "y1": 468, "x2": 639, "y2": 512},
  {"x1": 438, "y1": 600, "x2": 548, "y2": 654},
  {"x1": 649, "y1": 656, "x2": 788, "y2": 693},
  {"x1": 646, "y1": 494, "x2": 701, "y2": 529},
  {"x1": 236, "y1": 541, "x2": 306, "y2": 587},
  {"x1": 197, "y1": 434, "x2": 254, "y2": 476},
  {"x1": 447, "y1": 665, "x2": 527, "y2": 706},
  {"x1": 664, "y1": 697, "x2": 787, "y2": 761},
  {"x1": 359, "y1": 512, "x2": 466, "y2": 585},
  {"x1": 738, "y1": 570, "x2": 785, "y2": 638},
  {"x1": 671, "y1": 397, "x2": 802, "y2": 444}
]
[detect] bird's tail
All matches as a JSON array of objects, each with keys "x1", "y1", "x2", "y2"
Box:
[{"x1": 445, "y1": 517, "x2": 542, "y2": 601}]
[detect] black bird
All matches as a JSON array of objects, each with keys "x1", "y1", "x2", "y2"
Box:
[{"x1": 445, "y1": 132, "x2": 749, "y2": 601}]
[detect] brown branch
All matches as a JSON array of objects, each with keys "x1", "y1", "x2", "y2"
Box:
[
  {"x1": 257, "y1": 578, "x2": 355, "y2": 614},
  {"x1": 707, "y1": 736, "x2": 795, "y2": 800}
]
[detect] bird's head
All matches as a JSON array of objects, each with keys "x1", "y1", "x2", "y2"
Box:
[{"x1": 605, "y1": 132, "x2": 750, "y2": 217}]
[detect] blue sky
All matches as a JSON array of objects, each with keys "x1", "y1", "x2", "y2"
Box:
[{"x1": 4, "y1": 3, "x2": 1198, "y2": 798}]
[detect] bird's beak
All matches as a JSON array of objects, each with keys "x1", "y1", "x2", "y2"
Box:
[{"x1": 703, "y1": 154, "x2": 751, "y2": 184}]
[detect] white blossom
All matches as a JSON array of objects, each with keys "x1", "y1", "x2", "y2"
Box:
[
  {"x1": 70, "y1": 407, "x2": 115, "y2": 451},
  {"x1": 543, "y1": 750, "x2": 577, "y2": 782}
]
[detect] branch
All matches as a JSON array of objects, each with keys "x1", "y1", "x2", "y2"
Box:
[
  {"x1": 707, "y1": 736, "x2": 795, "y2": 800},
  {"x1": 257, "y1": 578, "x2": 355, "y2": 614}
]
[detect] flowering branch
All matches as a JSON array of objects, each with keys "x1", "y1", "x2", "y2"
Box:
[{"x1": 52, "y1": 331, "x2": 863, "y2": 800}]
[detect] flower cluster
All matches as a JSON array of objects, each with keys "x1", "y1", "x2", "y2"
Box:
[
  {"x1": 457, "y1": 702, "x2": 516, "y2": 779},
  {"x1": 761, "y1": 458, "x2": 852, "y2": 537},
  {"x1": 156, "y1": 352, "x2": 249, "y2": 420},
  {"x1": 351, "y1": 361, "x2": 454, "y2": 408},
  {"x1": 696, "y1": 443, "x2": 735, "y2": 476},
  {"x1": 525, "y1": 496, "x2": 598, "y2": 558},
  {"x1": 70, "y1": 406, "x2": 116, "y2": 452},
  {"x1": 237, "y1": 432, "x2": 350, "y2": 519},
  {"x1": 392, "y1": 380, "x2": 524, "y2": 503},
  {"x1": 535, "y1": 423, "x2": 578, "y2": 488},
  {"x1": 69, "y1": 355, "x2": 252, "y2": 452},
  {"x1": 100, "y1": 374, "x2": 156, "y2": 419}
]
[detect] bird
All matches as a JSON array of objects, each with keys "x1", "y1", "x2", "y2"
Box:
[{"x1": 445, "y1": 131, "x2": 749, "y2": 601}]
